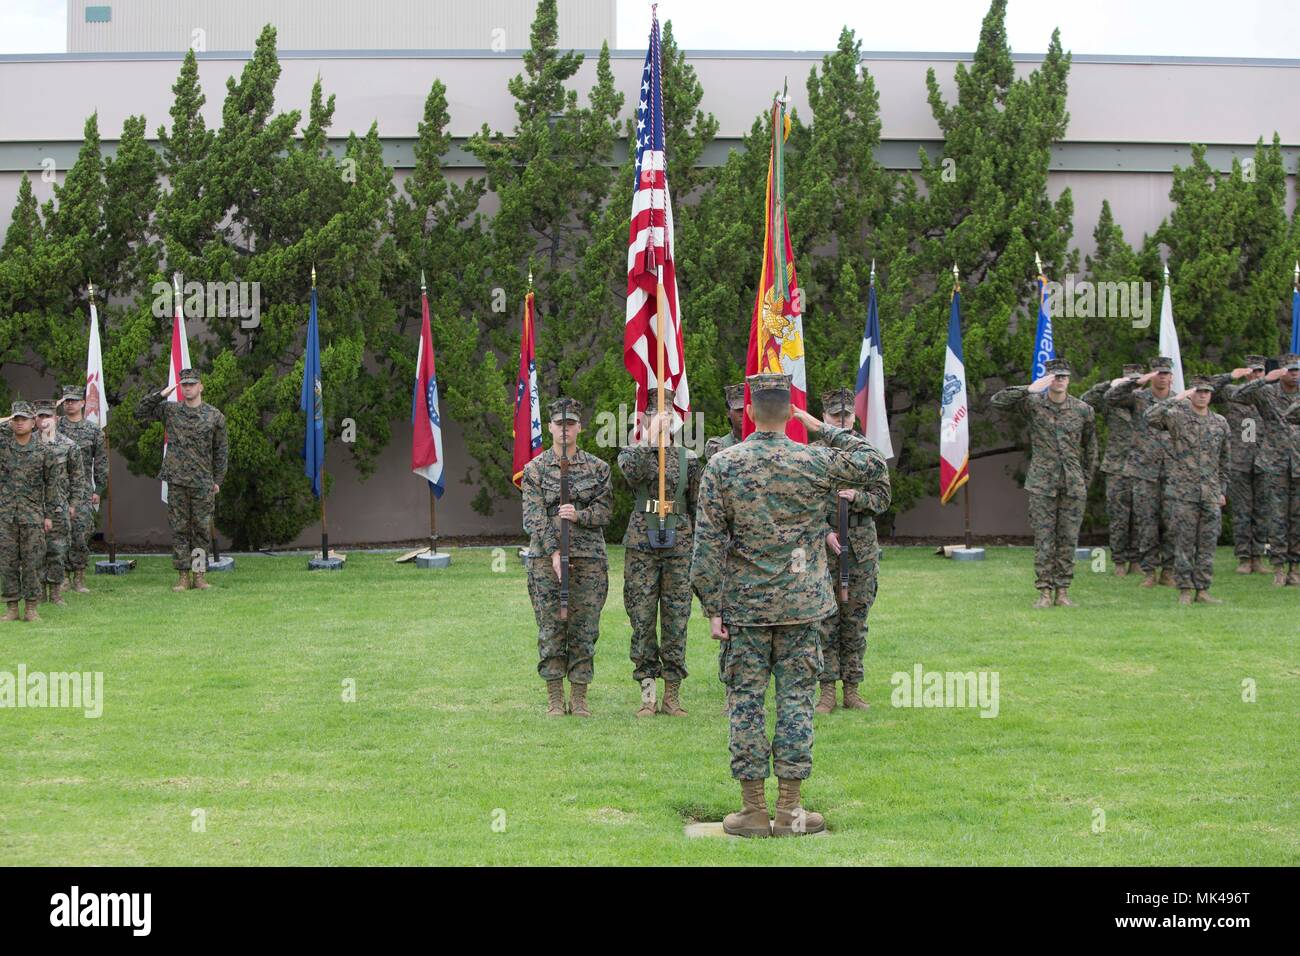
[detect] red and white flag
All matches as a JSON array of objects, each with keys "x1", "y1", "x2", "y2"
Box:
[
  {"x1": 411, "y1": 277, "x2": 444, "y2": 498},
  {"x1": 85, "y1": 293, "x2": 108, "y2": 428},
  {"x1": 162, "y1": 273, "x2": 191, "y2": 503},
  {"x1": 623, "y1": 9, "x2": 689, "y2": 436}
]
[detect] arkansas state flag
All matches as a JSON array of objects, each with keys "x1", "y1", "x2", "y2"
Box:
[
  {"x1": 855, "y1": 278, "x2": 894, "y2": 459},
  {"x1": 162, "y1": 273, "x2": 191, "y2": 503},
  {"x1": 939, "y1": 286, "x2": 969, "y2": 504},
  {"x1": 511, "y1": 290, "x2": 542, "y2": 488},
  {"x1": 412, "y1": 281, "x2": 444, "y2": 498}
]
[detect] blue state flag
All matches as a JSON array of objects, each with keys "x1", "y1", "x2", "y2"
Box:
[
  {"x1": 301, "y1": 285, "x2": 325, "y2": 498},
  {"x1": 1031, "y1": 275, "x2": 1055, "y2": 379},
  {"x1": 1291, "y1": 286, "x2": 1299, "y2": 354}
]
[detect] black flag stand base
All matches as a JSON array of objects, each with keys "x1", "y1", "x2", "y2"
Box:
[
  {"x1": 94, "y1": 559, "x2": 134, "y2": 575},
  {"x1": 308, "y1": 530, "x2": 344, "y2": 571}
]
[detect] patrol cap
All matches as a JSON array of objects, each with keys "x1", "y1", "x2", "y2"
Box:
[
  {"x1": 179, "y1": 368, "x2": 201, "y2": 384},
  {"x1": 548, "y1": 397, "x2": 583, "y2": 423},
  {"x1": 60, "y1": 384, "x2": 86, "y2": 401},
  {"x1": 1243, "y1": 354, "x2": 1267, "y2": 371},
  {"x1": 1122, "y1": 363, "x2": 1143, "y2": 377},
  {"x1": 746, "y1": 373, "x2": 792, "y2": 398},
  {"x1": 1189, "y1": 375, "x2": 1214, "y2": 391},
  {"x1": 821, "y1": 387, "x2": 854, "y2": 415},
  {"x1": 33, "y1": 400, "x2": 57, "y2": 415},
  {"x1": 1044, "y1": 358, "x2": 1072, "y2": 376},
  {"x1": 1149, "y1": 356, "x2": 1174, "y2": 372},
  {"x1": 723, "y1": 383, "x2": 746, "y2": 410},
  {"x1": 1280, "y1": 353, "x2": 1300, "y2": 371},
  {"x1": 9, "y1": 401, "x2": 35, "y2": 419}
]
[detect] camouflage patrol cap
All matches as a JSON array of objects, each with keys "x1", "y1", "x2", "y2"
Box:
[
  {"x1": 1189, "y1": 375, "x2": 1214, "y2": 391},
  {"x1": 723, "y1": 383, "x2": 746, "y2": 410},
  {"x1": 548, "y1": 397, "x2": 583, "y2": 423},
  {"x1": 1243, "y1": 354, "x2": 1267, "y2": 370},
  {"x1": 1122, "y1": 363, "x2": 1143, "y2": 377},
  {"x1": 9, "y1": 401, "x2": 35, "y2": 419},
  {"x1": 746, "y1": 373, "x2": 792, "y2": 397},
  {"x1": 1281, "y1": 353, "x2": 1300, "y2": 371},
  {"x1": 33, "y1": 400, "x2": 57, "y2": 415},
  {"x1": 821, "y1": 387, "x2": 854, "y2": 415},
  {"x1": 1044, "y1": 358, "x2": 1073, "y2": 376},
  {"x1": 60, "y1": 384, "x2": 86, "y2": 401},
  {"x1": 1149, "y1": 356, "x2": 1174, "y2": 372},
  {"x1": 179, "y1": 368, "x2": 201, "y2": 384}
]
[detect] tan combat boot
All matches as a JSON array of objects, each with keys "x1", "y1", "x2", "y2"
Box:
[
  {"x1": 72, "y1": 569, "x2": 90, "y2": 594},
  {"x1": 1033, "y1": 589, "x2": 1054, "y2": 609},
  {"x1": 1288, "y1": 565, "x2": 1300, "y2": 587},
  {"x1": 772, "y1": 778, "x2": 825, "y2": 836},
  {"x1": 1178, "y1": 589, "x2": 1194, "y2": 606},
  {"x1": 1255, "y1": 558, "x2": 1273, "y2": 575},
  {"x1": 2, "y1": 602, "x2": 19, "y2": 622},
  {"x1": 722, "y1": 779, "x2": 770, "y2": 838},
  {"x1": 841, "y1": 683, "x2": 870, "y2": 711},
  {"x1": 1273, "y1": 566, "x2": 1287, "y2": 587},
  {"x1": 1113, "y1": 562, "x2": 1128, "y2": 577},
  {"x1": 1235, "y1": 559, "x2": 1253, "y2": 574},
  {"x1": 569, "y1": 682, "x2": 592, "y2": 718},
  {"x1": 47, "y1": 582, "x2": 66, "y2": 607},
  {"x1": 1159, "y1": 570, "x2": 1175, "y2": 587},
  {"x1": 635, "y1": 677, "x2": 657, "y2": 718},
  {"x1": 814, "y1": 681, "x2": 837, "y2": 714},
  {"x1": 1195, "y1": 590, "x2": 1223, "y2": 605},
  {"x1": 1139, "y1": 571, "x2": 1157, "y2": 588},
  {"x1": 172, "y1": 570, "x2": 190, "y2": 592},
  {"x1": 192, "y1": 571, "x2": 211, "y2": 591},
  {"x1": 23, "y1": 598, "x2": 40, "y2": 622},
  {"x1": 545, "y1": 679, "x2": 565, "y2": 717},
  {"x1": 660, "y1": 679, "x2": 687, "y2": 717},
  {"x1": 1128, "y1": 561, "x2": 1141, "y2": 575},
  {"x1": 1054, "y1": 588, "x2": 1076, "y2": 607}
]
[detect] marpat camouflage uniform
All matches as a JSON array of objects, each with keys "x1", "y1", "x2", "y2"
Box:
[
  {"x1": 1105, "y1": 379, "x2": 1176, "y2": 572},
  {"x1": 1081, "y1": 378, "x2": 1139, "y2": 565},
  {"x1": 57, "y1": 413, "x2": 107, "y2": 571},
  {"x1": 1144, "y1": 396, "x2": 1230, "y2": 591},
  {"x1": 690, "y1": 416, "x2": 887, "y2": 781},
  {"x1": 1207, "y1": 367, "x2": 1278, "y2": 562},
  {"x1": 0, "y1": 421, "x2": 57, "y2": 602},
  {"x1": 38, "y1": 426, "x2": 86, "y2": 586},
  {"x1": 617, "y1": 440, "x2": 701, "y2": 684},
  {"x1": 1232, "y1": 374, "x2": 1300, "y2": 568},
  {"x1": 704, "y1": 431, "x2": 739, "y2": 462},
  {"x1": 521, "y1": 447, "x2": 612, "y2": 684},
  {"x1": 991, "y1": 382, "x2": 1098, "y2": 590},
  {"x1": 136, "y1": 388, "x2": 228, "y2": 570}
]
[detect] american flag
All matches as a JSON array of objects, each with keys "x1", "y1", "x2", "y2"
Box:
[{"x1": 623, "y1": 9, "x2": 689, "y2": 435}]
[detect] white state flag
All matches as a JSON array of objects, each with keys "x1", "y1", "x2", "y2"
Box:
[
  {"x1": 85, "y1": 298, "x2": 108, "y2": 429},
  {"x1": 1158, "y1": 272, "x2": 1184, "y2": 394}
]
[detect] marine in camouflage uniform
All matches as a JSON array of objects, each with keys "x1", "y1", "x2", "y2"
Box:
[
  {"x1": 1233, "y1": 353, "x2": 1300, "y2": 585},
  {"x1": 1081, "y1": 364, "x2": 1143, "y2": 573},
  {"x1": 1144, "y1": 377, "x2": 1230, "y2": 603},
  {"x1": 1207, "y1": 355, "x2": 1278, "y2": 574},
  {"x1": 703, "y1": 382, "x2": 745, "y2": 462},
  {"x1": 616, "y1": 391, "x2": 701, "y2": 718},
  {"x1": 521, "y1": 398, "x2": 612, "y2": 717},
  {"x1": 57, "y1": 384, "x2": 108, "y2": 593},
  {"x1": 136, "y1": 368, "x2": 228, "y2": 592},
  {"x1": 991, "y1": 358, "x2": 1098, "y2": 607},
  {"x1": 815, "y1": 387, "x2": 891, "y2": 715},
  {"x1": 35, "y1": 400, "x2": 86, "y2": 606},
  {"x1": 1105, "y1": 357, "x2": 1178, "y2": 586},
  {"x1": 691, "y1": 373, "x2": 888, "y2": 837},
  {"x1": 0, "y1": 403, "x2": 57, "y2": 622}
]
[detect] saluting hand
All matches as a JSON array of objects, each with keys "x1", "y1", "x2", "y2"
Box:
[
  {"x1": 1265, "y1": 368, "x2": 1287, "y2": 382},
  {"x1": 792, "y1": 408, "x2": 822, "y2": 435},
  {"x1": 1027, "y1": 374, "x2": 1055, "y2": 393},
  {"x1": 1138, "y1": 371, "x2": 1158, "y2": 385}
]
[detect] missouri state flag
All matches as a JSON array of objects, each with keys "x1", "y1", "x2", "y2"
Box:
[
  {"x1": 411, "y1": 277, "x2": 444, "y2": 498},
  {"x1": 855, "y1": 277, "x2": 894, "y2": 459},
  {"x1": 511, "y1": 290, "x2": 542, "y2": 489},
  {"x1": 743, "y1": 92, "x2": 807, "y2": 441},
  {"x1": 939, "y1": 284, "x2": 969, "y2": 504}
]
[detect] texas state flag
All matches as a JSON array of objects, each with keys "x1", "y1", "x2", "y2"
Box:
[{"x1": 412, "y1": 281, "x2": 444, "y2": 498}]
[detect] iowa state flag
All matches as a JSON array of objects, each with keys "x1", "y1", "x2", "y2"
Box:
[
  {"x1": 743, "y1": 94, "x2": 807, "y2": 441},
  {"x1": 412, "y1": 279, "x2": 444, "y2": 498},
  {"x1": 512, "y1": 290, "x2": 542, "y2": 488},
  {"x1": 939, "y1": 286, "x2": 969, "y2": 504},
  {"x1": 855, "y1": 278, "x2": 893, "y2": 459}
]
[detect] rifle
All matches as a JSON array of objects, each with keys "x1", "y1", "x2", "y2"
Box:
[
  {"x1": 558, "y1": 441, "x2": 570, "y2": 621},
  {"x1": 837, "y1": 495, "x2": 849, "y2": 603}
]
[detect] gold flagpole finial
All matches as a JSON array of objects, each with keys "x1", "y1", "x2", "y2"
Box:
[
  {"x1": 1035, "y1": 251, "x2": 1043, "y2": 276},
  {"x1": 87, "y1": 280, "x2": 96, "y2": 303},
  {"x1": 527, "y1": 268, "x2": 534, "y2": 291},
  {"x1": 1162, "y1": 261, "x2": 1169, "y2": 283},
  {"x1": 952, "y1": 262, "x2": 959, "y2": 285},
  {"x1": 420, "y1": 269, "x2": 427, "y2": 292},
  {"x1": 869, "y1": 259, "x2": 876, "y2": 286},
  {"x1": 172, "y1": 271, "x2": 182, "y2": 296},
  {"x1": 1294, "y1": 261, "x2": 1298, "y2": 290},
  {"x1": 311, "y1": 264, "x2": 317, "y2": 289}
]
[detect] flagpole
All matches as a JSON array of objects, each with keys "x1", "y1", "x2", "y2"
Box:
[
  {"x1": 314, "y1": 264, "x2": 328, "y2": 562},
  {"x1": 421, "y1": 270, "x2": 440, "y2": 558},
  {"x1": 89, "y1": 281, "x2": 119, "y2": 564},
  {"x1": 953, "y1": 263, "x2": 973, "y2": 551}
]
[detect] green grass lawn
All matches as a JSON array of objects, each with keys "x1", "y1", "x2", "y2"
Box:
[{"x1": 1, "y1": 545, "x2": 1296, "y2": 866}]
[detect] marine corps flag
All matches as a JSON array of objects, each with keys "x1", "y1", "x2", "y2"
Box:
[
  {"x1": 743, "y1": 91, "x2": 807, "y2": 442},
  {"x1": 512, "y1": 289, "x2": 542, "y2": 488},
  {"x1": 939, "y1": 273, "x2": 970, "y2": 504}
]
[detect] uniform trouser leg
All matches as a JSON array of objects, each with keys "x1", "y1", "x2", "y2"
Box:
[
  {"x1": 1265, "y1": 472, "x2": 1298, "y2": 567},
  {"x1": 821, "y1": 555, "x2": 877, "y2": 685},
  {"x1": 167, "y1": 484, "x2": 214, "y2": 571},
  {"x1": 530, "y1": 555, "x2": 608, "y2": 684},
  {"x1": 1105, "y1": 473, "x2": 1135, "y2": 564},
  {"x1": 1158, "y1": 477, "x2": 1175, "y2": 570},
  {"x1": 1131, "y1": 478, "x2": 1161, "y2": 571},
  {"x1": 624, "y1": 548, "x2": 691, "y2": 682},
  {"x1": 43, "y1": 511, "x2": 69, "y2": 585},
  {"x1": 67, "y1": 499, "x2": 92, "y2": 571},
  {"x1": 722, "y1": 621, "x2": 821, "y2": 780},
  {"x1": 1028, "y1": 492, "x2": 1083, "y2": 589},
  {"x1": 1170, "y1": 497, "x2": 1220, "y2": 590},
  {"x1": 1, "y1": 519, "x2": 46, "y2": 602},
  {"x1": 1248, "y1": 469, "x2": 1277, "y2": 560}
]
